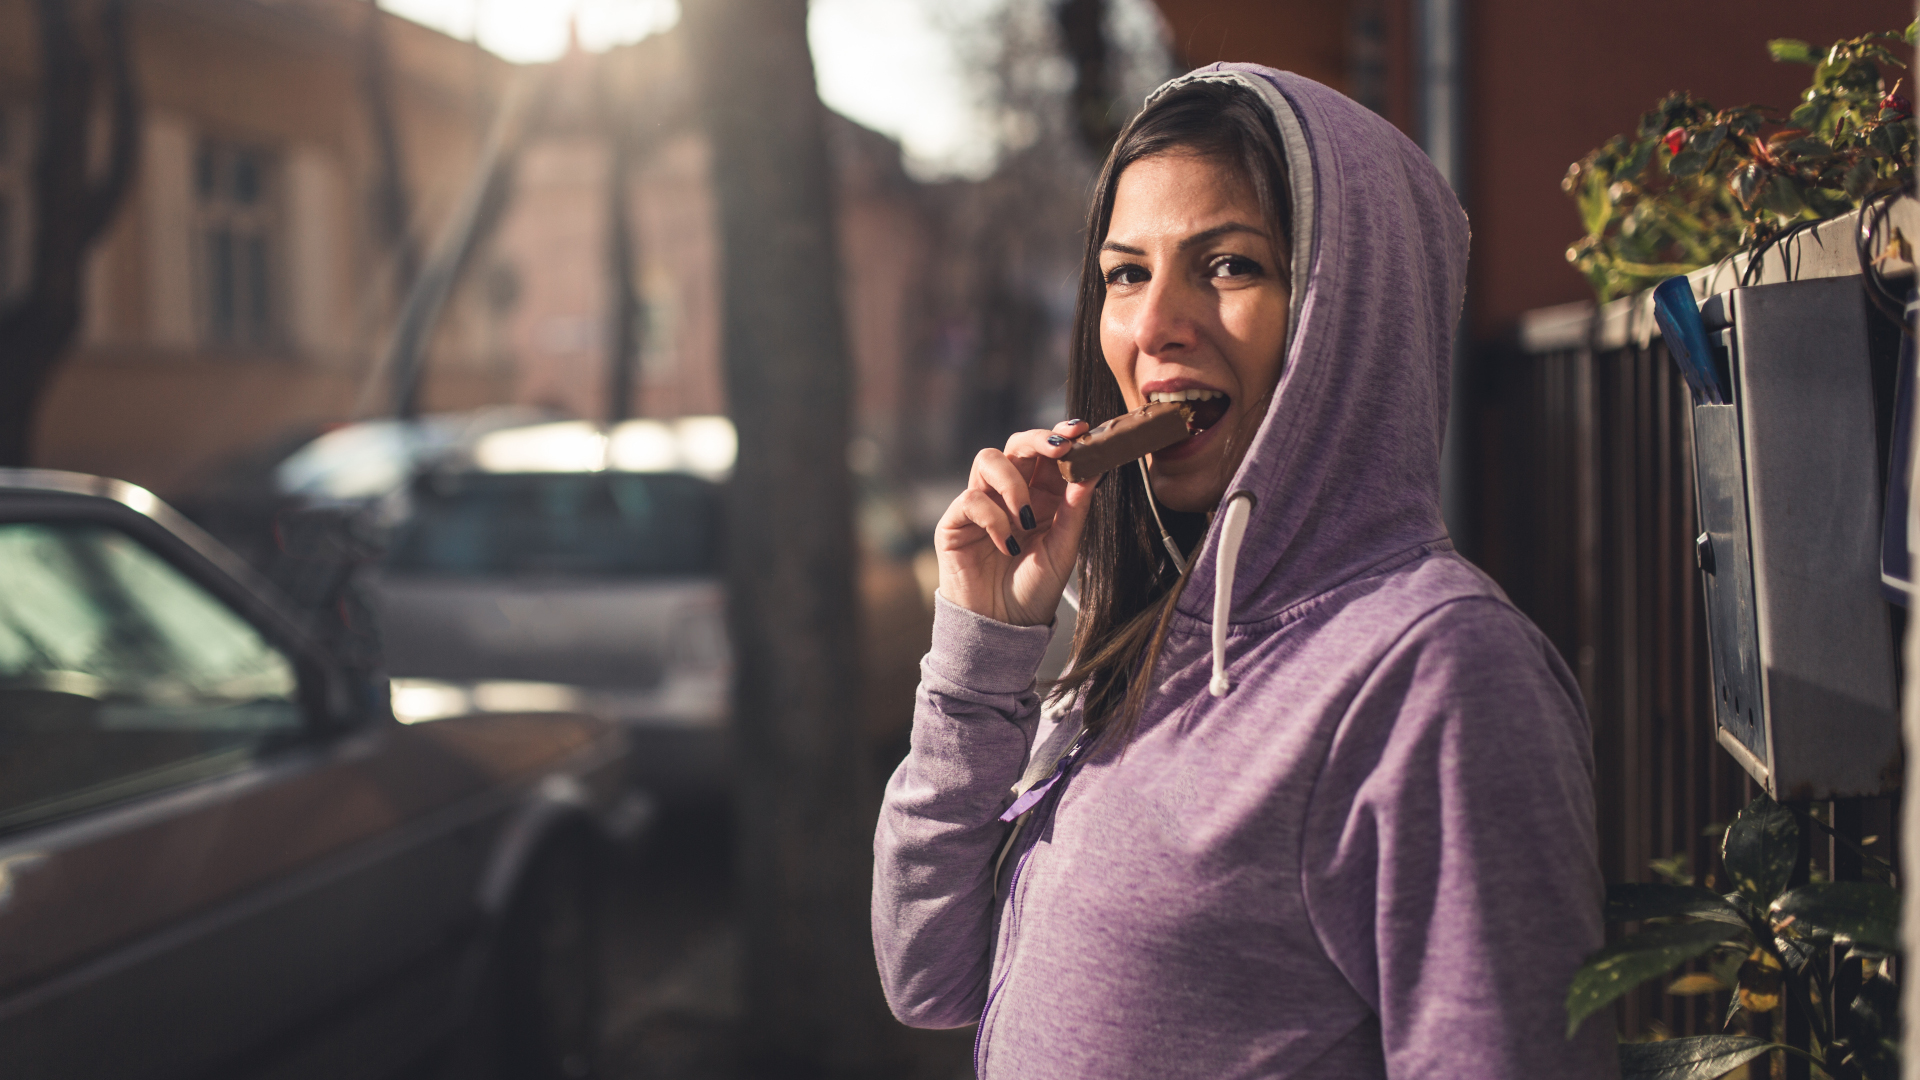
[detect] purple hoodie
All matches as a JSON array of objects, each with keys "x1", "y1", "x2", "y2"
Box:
[{"x1": 873, "y1": 65, "x2": 1617, "y2": 1079}]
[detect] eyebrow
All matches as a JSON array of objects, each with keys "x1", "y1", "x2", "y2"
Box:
[{"x1": 1100, "y1": 221, "x2": 1268, "y2": 257}]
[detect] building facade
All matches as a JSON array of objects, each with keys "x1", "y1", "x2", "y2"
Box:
[{"x1": 3, "y1": 1, "x2": 938, "y2": 500}]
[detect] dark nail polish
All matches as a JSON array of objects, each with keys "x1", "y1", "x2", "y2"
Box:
[
  {"x1": 1067, "y1": 419, "x2": 1085, "y2": 427},
  {"x1": 1019, "y1": 505, "x2": 1036, "y2": 530},
  {"x1": 1006, "y1": 536, "x2": 1021, "y2": 556},
  {"x1": 1047, "y1": 435, "x2": 1065, "y2": 446}
]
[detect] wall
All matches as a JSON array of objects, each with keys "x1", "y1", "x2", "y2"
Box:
[
  {"x1": 2, "y1": 0, "x2": 512, "y2": 494},
  {"x1": 1148, "y1": 0, "x2": 1913, "y2": 340},
  {"x1": 1467, "y1": 0, "x2": 1911, "y2": 338}
]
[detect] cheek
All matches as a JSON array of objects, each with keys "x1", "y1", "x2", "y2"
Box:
[
  {"x1": 1099, "y1": 309, "x2": 1139, "y2": 403},
  {"x1": 1222, "y1": 292, "x2": 1289, "y2": 399}
]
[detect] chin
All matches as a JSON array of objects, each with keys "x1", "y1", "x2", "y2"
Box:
[{"x1": 1149, "y1": 474, "x2": 1225, "y2": 514}]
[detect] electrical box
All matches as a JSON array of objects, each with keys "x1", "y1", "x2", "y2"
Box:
[{"x1": 1691, "y1": 277, "x2": 1899, "y2": 799}]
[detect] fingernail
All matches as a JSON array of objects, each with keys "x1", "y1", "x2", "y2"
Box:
[
  {"x1": 1067, "y1": 418, "x2": 1085, "y2": 427},
  {"x1": 1047, "y1": 434, "x2": 1064, "y2": 446},
  {"x1": 1019, "y1": 505, "x2": 1036, "y2": 530},
  {"x1": 1006, "y1": 536, "x2": 1021, "y2": 556}
]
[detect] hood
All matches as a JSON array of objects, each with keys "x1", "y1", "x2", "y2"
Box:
[{"x1": 1154, "y1": 65, "x2": 1469, "y2": 628}]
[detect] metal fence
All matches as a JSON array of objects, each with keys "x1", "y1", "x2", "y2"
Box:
[{"x1": 1475, "y1": 316, "x2": 1900, "y2": 1048}]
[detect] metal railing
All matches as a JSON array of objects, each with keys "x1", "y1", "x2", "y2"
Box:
[{"x1": 1487, "y1": 212, "x2": 1906, "y2": 1047}]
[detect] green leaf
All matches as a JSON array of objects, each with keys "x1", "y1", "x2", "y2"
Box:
[
  {"x1": 1845, "y1": 158, "x2": 1896, "y2": 200},
  {"x1": 1871, "y1": 122, "x2": 1907, "y2": 157},
  {"x1": 1669, "y1": 148, "x2": 1708, "y2": 178},
  {"x1": 1804, "y1": 187, "x2": 1853, "y2": 218},
  {"x1": 1758, "y1": 174, "x2": 1807, "y2": 217},
  {"x1": 1789, "y1": 99, "x2": 1829, "y2": 131},
  {"x1": 1777, "y1": 138, "x2": 1834, "y2": 158},
  {"x1": 1771, "y1": 931, "x2": 1816, "y2": 974},
  {"x1": 1728, "y1": 163, "x2": 1765, "y2": 209},
  {"x1": 1852, "y1": 971, "x2": 1897, "y2": 1036},
  {"x1": 1567, "y1": 922, "x2": 1748, "y2": 1036},
  {"x1": 1722, "y1": 796, "x2": 1797, "y2": 904},
  {"x1": 1621, "y1": 137, "x2": 1656, "y2": 180},
  {"x1": 1768, "y1": 38, "x2": 1819, "y2": 65},
  {"x1": 1606, "y1": 883, "x2": 1748, "y2": 926},
  {"x1": 1770, "y1": 880, "x2": 1900, "y2": 953},
  {"x1": 1579, "y1": 173, "x2": 1613, "y2": 237},
  {"x1": 1619, "y1": 1036, "x2": 1778, "y2": 1080}
]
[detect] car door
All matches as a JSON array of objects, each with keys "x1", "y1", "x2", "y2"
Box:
[{"x1": 0, "y1": 489, "x2": 514, "y2": 1079}]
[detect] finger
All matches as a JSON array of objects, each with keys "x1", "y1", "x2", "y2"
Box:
[
  {"x1": 940, "y1": 487, "x2": 1021, "y2": 556},
  {"x1": 1039, "y1": 418, "x2": 1091, "y2": 460},
  {"x1": 972, "y1": 448, "x2": 1036, "y2": 534},
  {"x1": 1038, "y1": 467, "x2": 1098, "y2": 566},
  {"x1": 1006, "y1": 427, "x2": 1077, "y2": 462}
]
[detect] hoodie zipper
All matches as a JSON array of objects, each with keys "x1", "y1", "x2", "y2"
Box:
[
  {"x1": 972, "y1": 732, "x2": 1089, "y2": 1077},
  {"x1": 972, "y1": 839, "x2": 1035, "y2": 1077}
]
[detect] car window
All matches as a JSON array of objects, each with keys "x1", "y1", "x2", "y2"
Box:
[
  {"x1": 0, "y1": 522, "x2": 302, "y2": 833},
  {"x1": 385, "y1": 472, "x2": 722, "y2": 577}
]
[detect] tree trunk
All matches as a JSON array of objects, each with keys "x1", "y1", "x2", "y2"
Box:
[
  {"x1": 0, "y1": 0, "x2": 140, "y2": 467},
  {"x1": 359, "y1": 0, "x2": 423, "y2": 417},
  {"x1": 682, "y1": 1, "x2": 889, "y2": 1074},
  {"x1": 1056, "y1": 0, "x2": 1118, "y2": 155},
  {"x1": 601, "y1": 77, "x2": 641, "y2": 425}
]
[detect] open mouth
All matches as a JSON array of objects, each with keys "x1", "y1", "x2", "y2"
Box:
[{"x1": 1148, "y1": 388, "x2": 1231, "y2": 435}]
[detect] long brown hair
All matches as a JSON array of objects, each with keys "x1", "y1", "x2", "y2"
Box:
[{"x1": 1050, "y1": 78, "x2": 1294, "y2": 753}]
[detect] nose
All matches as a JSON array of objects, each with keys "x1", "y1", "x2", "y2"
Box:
[{"x1": 1130, "y1": 273, "x2": 1202, "y2": 359}]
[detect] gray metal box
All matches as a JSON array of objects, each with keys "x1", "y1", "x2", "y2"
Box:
[{"x1": 1690, "y1": 278, "x2": 1899, "y2": 799}]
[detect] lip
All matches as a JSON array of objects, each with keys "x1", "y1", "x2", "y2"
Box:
[{"x1": 1138, "y1": 377, "x2": 1226, "y2": 397}]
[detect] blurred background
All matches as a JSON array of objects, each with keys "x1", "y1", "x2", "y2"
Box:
[{"x1": 0, "y1": 0, "x2": 1909, "y2": 1077}]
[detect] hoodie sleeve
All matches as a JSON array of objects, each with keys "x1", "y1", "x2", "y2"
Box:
[
  {"x1": 872, "y1": 593, "x2": 1054, "y2": 1029},
  {"x1": 1300, "y1": 597, "x2": 1619, "y2": 1080}
]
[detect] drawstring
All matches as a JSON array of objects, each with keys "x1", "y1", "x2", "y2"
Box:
[
  {"x1": 1135, "y1": 460, "x2": 1253, "y2": 696},
  {"x1": 1139, "y1": 459, "x2": 1190, "y2": 575},
  {"x1": 1209, "y1": 492, "x2": 1255, "y2": 696}
]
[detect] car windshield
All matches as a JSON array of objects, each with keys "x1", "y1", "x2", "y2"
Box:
[{"x1": 386, "y1": 472, "x2": 722, "y2": 577}]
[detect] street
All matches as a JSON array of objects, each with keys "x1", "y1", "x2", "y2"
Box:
[{"x1": 596, "y1": 804, "x2": 976, "y2": 1080}]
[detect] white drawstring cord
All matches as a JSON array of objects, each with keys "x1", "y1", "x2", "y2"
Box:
[
  {"x1": 1139, "y1": 458, "x2": 1190, "y2": 575},
  {"x1": 1209, "y1": 492, "x2": 1256, "y2": 697}
]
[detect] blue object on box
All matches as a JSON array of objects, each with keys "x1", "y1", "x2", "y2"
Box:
[{"x1": 1653, "y1": 276, "x2": 1726, "y2": 404}]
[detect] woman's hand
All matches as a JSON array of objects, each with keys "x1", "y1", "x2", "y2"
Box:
[{"x1": 935, "y1": 419, "x2": 1095, "y2": 627}]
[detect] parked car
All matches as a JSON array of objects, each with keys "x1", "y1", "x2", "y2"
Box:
[
  {"x1": 0, "y1": 469, "x2": 646, "y2": 1080},
  {"x1": 368, "y1": 466, "x2": 731, "y2": 803}
]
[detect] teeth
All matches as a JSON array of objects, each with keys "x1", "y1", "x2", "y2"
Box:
[{"x1": 1148, "y1": 389, "x2": 1224, "y2": 403}]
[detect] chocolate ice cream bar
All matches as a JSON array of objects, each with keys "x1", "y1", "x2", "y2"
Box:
[{"x1": 1058, "y1": 401, "x2": 1193, "y2": 483}]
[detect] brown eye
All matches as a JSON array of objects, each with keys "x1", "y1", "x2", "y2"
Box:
[
  {"x1": 1104, "y1": 264, "x2": 1149, "y2": 287},
  {"x1": 1208, "y1": 255, "x2": 1263, "y2": 279}
]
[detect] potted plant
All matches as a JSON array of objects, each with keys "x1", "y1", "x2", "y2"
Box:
[{"x1": 1567, "y1": 797, "x2": 1900, "y2": 1079}]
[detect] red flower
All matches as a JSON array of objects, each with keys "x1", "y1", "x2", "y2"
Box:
[
  {"x1": 1664, "y1": 128, "x2": 1687, "y2": 156},
  {"x1": 1883, "y1": 79, "x2": 1911, "y2": 118}
]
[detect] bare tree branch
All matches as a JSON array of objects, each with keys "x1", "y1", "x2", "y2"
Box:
[
  {"x1": 358, "y1": 1, "x2": 420, "y2": 316},
  {"x1": 0, "y1": 0, "x2": 142, "y2": 466},
  {"x1": 83, "y1": 0, "x2": 138, "y2": 238}
]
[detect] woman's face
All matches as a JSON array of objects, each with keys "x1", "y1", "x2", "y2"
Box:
[{"x1": 1098, "y1": 152, "x2": 1290, "y2": 513}]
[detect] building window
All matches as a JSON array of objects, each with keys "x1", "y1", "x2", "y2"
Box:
[{"x1": 195, "y1": 141, "x2": 277, "y2": 346}]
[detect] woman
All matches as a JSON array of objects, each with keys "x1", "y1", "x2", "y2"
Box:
[{"x1": 873, "y1": 64, "x2": 1615, "y2": 1079}]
